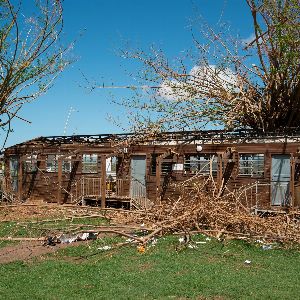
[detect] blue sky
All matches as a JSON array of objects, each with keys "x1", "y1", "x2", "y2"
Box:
[{"x1": 4, "y1": 0, "x2": 253, "y2": 147}]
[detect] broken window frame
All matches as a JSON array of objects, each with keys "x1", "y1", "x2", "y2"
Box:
[
  {"x1": 161, "y1": 161, "x2": 173, "y2": 175},
  {"x1": 62, "y1": 156, "x2": 72, "y2": 173},
  {"x1": 106, "y1": 156, "x2": 117, "y2": 181},
  {"x1": 161, "y1": 155, "x2": 174, "y2": 175},
  {"x1": 184, "y1": 154, "x2": 218, "y2": 175},
  {"x1": 150, "y1": 154, "x2": 174, "y2": 176},
  {"x1": 150, "y1": 154, "x2": 158, "y2": 176},
  {"x1": 239, "y1": 153, "x2": 264, "y2": 177},
  {"x1": 82, "y1": 154, "x2": 98, "y2": 174},
  {"x1": 46, "y1": 155, "x2": 72, "y2": 173},
  {"x1": 9, "y1": 157, "x2": 19, "y2": 192},
  {"x1": 23, "y1": 155, "x2": 38, "y2": 173}
]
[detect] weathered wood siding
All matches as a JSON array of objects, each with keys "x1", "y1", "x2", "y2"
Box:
[{"x1": 4, "y1": 133, "x2": 300, "y2": 209}]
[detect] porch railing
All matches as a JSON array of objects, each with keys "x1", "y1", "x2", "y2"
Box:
[
  {"x1": 73, "y1": 177, "x2": 130, "y2": 203},
  {"x1": 130, "y1": 180, "x2": 153, "y2": 210}
]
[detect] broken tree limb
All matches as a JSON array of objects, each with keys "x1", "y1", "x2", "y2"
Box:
[{"x1": 0, "y1": 237, "x2": 45, "y2": 241}]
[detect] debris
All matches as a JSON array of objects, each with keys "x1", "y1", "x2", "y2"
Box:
[
  {"x1": 98, "y1": 245, "x2": 112, "y2": 251},
  {"x1": 58, "y1": 233, "x2": 77, "y2": 244},
  {"x1": 44, "y1": 236, "x2": 56, "y2": 246},
  {"x1": 137, "y1": 244, "x2": 146, "y2": 253},
  {"x1": 58, "y1": 232, "x2": 97, "y2": 244},
  {"x1": 77, "y1": 232, "x2": 97, "y2": 241},
  {"x1": 178, "y1": 237, "x2": 185, "y2": 243},
  {"x1": 105, "y1": 176, "x2": 300, "y2": 245},
  {"x1": 0, "y1": 237, "x2": 44, "y2": 241},
  {"x1": 150, "y1": 238, "x2": 157, "y2": 247},
  {"x1": 256, "y1": 240, "x2": 264, "y2": 244},
  {"x1": 262, "y1": 244, "x2": 273, "y2": 250},
  {"x1": 125, "y1": 238, "x2": 134, "y2": 243}
]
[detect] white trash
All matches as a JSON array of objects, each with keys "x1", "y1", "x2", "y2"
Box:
[{"x1": 98, "y1": 245, "x2": 112, "y2": 251}]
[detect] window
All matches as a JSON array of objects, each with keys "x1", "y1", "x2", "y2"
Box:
[
  {"x1": 46, "y1": 155, "x2": 72, "y2": 173},
  {"x1": 82, "y1": 154, "x2": 98, "y2": 173},
  {"x1": 46, "y1": 155, "x2": 58, "y2": 172},
  {"x1": 162, "y1": 155, "x2": 173, "y2": 175},
  {"x1": 9, "y1": 157, "x2": 18, "y2": 192},
  {"x1": 150, "y1": 154, "x2": 158, "y2": 175},
  {"x1": 239, "y1": 154, "x2": 264, "y2": 176},
  {"x1": 24, "y1": 155, "x2": 37, "y2": 172},
  {"x1": 62, "y1": 157, "x2": 72, "y2": 173},
  {"x1": 161, "y1": 161, "x2": 173, "y2": 175},
  {"x1": 106, "y1": 156, "x2": 117, "y2": 180},
  {"x1": 184, "y1": 154, "x2": 218, "y2": 175},
  {"x1": 150, "y1": 154, "x2": 173, "y2": 175}
]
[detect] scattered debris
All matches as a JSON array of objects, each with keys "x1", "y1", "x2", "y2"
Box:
[
  {"x1": 178, "y1": 237, "x2": 185, "y2": 244},
  {"x1": 150, "y1": 238, "x2": 157, "y2": 247},
  {"x1": 44, "y1": 236, "x2": 57, "y2": 246},
  {"x1": 58, "y1": 232, "x2": 97, "y2": 244},
  {"x1": 105, "y1": 177, "x2": 300, "y2": 246},
  {"x1": 137, "y1": 244, "x2": 146, "y2": 254},
  {"x1": 262, "y1": 244, "x2": 273, "y2": 251},
  {"x1": 98, "y1": 245, "x2": 112, "y2": 251}
]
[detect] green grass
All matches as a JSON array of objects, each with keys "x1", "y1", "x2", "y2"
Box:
[
  {"x1": 0, "y1": 235, "x2": 299, "y2": 299},
  {"x1": 0, "y1": 217, "x2": 108, "y2": 249},
  {"x1": 0, "y1": 217, "x2": 108, "y2": 237}
]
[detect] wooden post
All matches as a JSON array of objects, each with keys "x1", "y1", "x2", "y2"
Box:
[
  {"x1": 217, "y1": 153, "x2": 223, "y2": 189},
  {"x1": 291, "y1": 154, "x2": 295, "y2": 207},
  {"x1": 57, "y1": 158, "x2": 62, "y2": 204},
  {"x1": 18, "y1": 157, "x2": 23, "y2": 201},
  {"x1": 156, "y1": 155, "x2": 162, "y2": 203},
  {"x1": 101, "y1": 155, "x2": 106, "y2": 208}
]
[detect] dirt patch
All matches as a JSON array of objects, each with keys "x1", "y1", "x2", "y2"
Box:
[{"x1": 0, "y1": 240, "x2": 86, "y2": 264}]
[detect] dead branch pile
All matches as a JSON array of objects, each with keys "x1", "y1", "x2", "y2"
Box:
[
  {"x1": 108, "y1": 181, "x2": 300, "y2": 245},
  {"x1": 2, "y1": 177, "x2": 300, "y2": 248}
]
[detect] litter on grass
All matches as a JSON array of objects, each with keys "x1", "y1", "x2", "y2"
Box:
[
  {"x1": 137, "y1": 244, "x2": 146, "y2": 253},
  {"x1": 58, "y1": 232, "x2": 97, "y2": 244},
  {"x1": 262, "y1": 244, "x2": 273, "y2": 250},
  {"x1": 98, "y1": 245, "x2": 112, "y2": 251}
]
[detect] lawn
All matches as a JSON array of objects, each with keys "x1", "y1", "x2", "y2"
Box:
[{"x1": 0, "y1": 234, "x2": 299, "y2": 300}]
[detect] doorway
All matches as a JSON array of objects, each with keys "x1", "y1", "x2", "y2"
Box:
[
  {"x1": 130, "y1": 155, "x2": 146, "y2": 198},
  {"x1": 271, "y1": 155, "x2": 291, "y2": 206}
]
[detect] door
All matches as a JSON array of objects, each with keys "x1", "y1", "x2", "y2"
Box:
[
  {"x1": 271, "y1": 155, "x2": 291, "y2": 205},
  {"x1": 130, "y1": 155, "x2": 146, "y2": 198},
  {"x1": 9, "y1": 157, "x2": 19, "y2": 192}
]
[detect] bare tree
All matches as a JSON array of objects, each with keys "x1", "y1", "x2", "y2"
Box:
[
  {"x1": 112, "y1": 0, "x2": 300, "y2": 133},
  {"x1": 0, "y1": 0, "x2": 70, "y2": 145}
]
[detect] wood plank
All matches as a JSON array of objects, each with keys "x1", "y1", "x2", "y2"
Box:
[
  {"x1": 57, "y1": 159, "x2": 62, "y2": 204},
  {"x1": 101, "y1": 155, "x2": 106, "y2": 208}
]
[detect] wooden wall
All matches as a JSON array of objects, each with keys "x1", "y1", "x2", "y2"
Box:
[{"x1": 4, "y1": 137, "x2": 300, "y2": 209}]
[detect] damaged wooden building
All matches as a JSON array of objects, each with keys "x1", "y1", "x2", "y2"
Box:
[{"x1": 2, "y1": 129, "x2": 300, "y2": 210}]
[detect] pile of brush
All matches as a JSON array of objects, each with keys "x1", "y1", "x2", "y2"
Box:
[{"x1": 109, "y1": 178, "x2": 300, "y2": 245}]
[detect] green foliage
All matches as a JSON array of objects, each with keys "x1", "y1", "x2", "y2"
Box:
[{"x1": 120, "y1": 0, "x2": 300, "y2": 133}]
